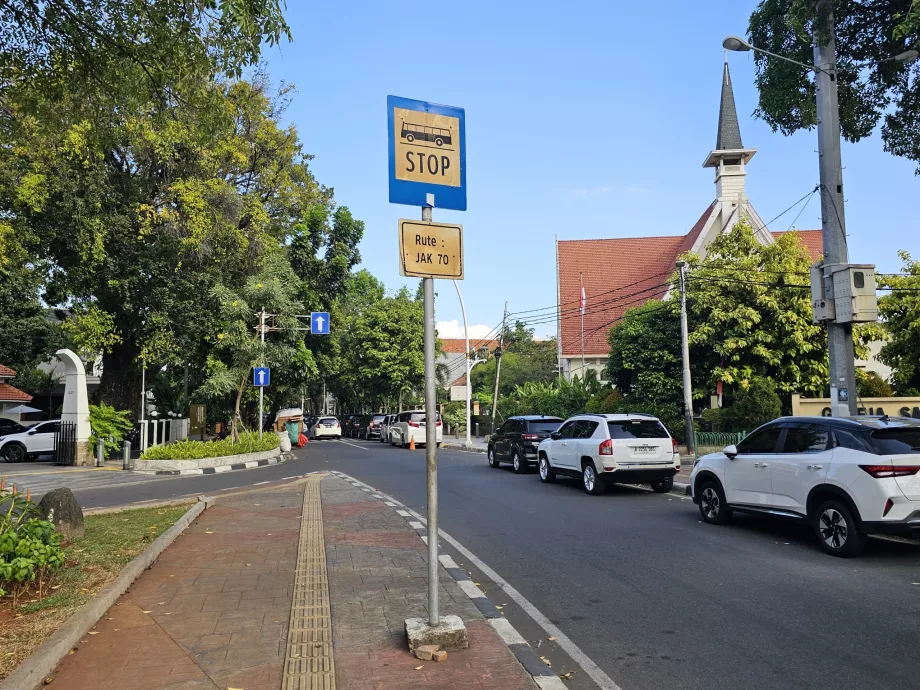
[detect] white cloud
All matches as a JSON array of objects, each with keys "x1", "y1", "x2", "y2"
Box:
[{"x1": 437, "y1": 320, "x2": 494, "y2": 340}]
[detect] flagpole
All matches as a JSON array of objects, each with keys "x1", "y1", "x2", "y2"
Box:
[{"x1": 580, "y1": 272, "x2": 585, "y2": 375}]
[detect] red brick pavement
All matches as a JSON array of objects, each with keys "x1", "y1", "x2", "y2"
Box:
[{"x1": 48, "y1": 484, "x2": 304, "y2": 690}]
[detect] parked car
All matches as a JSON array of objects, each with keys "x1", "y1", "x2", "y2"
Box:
[
  {"x1": 487, "y1": 416, "x2": 564, "y2": 473},
  {"x1": 691, "y1": 415, "x2": 920, "y2": 557},
  {"x1": 309, "y1": 416, "x2": 342, "y2": 440},
  {"x1": 537, "y1": 413, "x2": 679, "y2": 495},
  {"x1": 0, "y1": 420, "x2": 61, "y2": 463},
  {"x1": 341, "y1": 415, "x2": 358, "y2": 437},
  {"x1": 349, "y1": 415, "x2": 367, "y2": 438},
  {"x1": 389, "y1": 410, "x2": 443, "y2": 448},
  {"x1": 379, "y1": 414, "x2": 396, "y2": 443},
  {"x1": 358, "y1": 414, "x2": 388, "y2": 440},
  {"x1": 0, "y1": 418, "x2": 27, "y2": 438}
]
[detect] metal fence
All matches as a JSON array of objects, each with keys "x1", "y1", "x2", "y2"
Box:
[
  {"x1": 694, "y1": 430, "x2": 746, "y2": 459},
  {"x1": 54, "y1": 421, "x2": 77, "y2": 465}
]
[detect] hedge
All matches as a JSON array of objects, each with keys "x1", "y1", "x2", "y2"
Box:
[{"x1": 139, "y1": 431, "x2": 279, "y2": 460}]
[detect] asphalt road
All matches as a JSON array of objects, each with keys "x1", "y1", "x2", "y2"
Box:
[{"x1": 301, "y1": 438, "x2": 920, "y2": 690}]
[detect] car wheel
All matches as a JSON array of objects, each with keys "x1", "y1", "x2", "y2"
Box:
[
  {"x1": 583, "y1": 463, "x2": 604, "y2": 495},
  {"x1": 2, "y1": 443, "x2": 25, "y2": 463},
  {"x1": 512, "y1": 449, "x2": 525, "y2": 474},
  {"x1": 487, "y1": 446, "x2": 500, "y2": 468},
  {"x1": 698, "y1": 479, "x2": 732, "y2": 525},
  {"x1": 815, "y1": 499, "x2": 866, "y2": 557},
  {"x1": 538, "y1": 454, "x2": 556, "y2": 483},
  {"x1": 650, "y1": 476, "x2": 674, "y2": 493}
]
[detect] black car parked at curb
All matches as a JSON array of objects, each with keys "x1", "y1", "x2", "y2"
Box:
[
  {"x1": 488, "y1": 415, "x2": 564, "y2": 473},
  {"x1": 359, "y1": 414, "x2": 387, "y2": 440}
]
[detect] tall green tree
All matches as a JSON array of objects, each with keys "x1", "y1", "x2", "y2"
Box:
[
  {"x1": 748, "y1": 1, "x2": 920, "y2": 171},
  {"x1": 877, "y1": 251, "x2": 920, "y2": 393}
]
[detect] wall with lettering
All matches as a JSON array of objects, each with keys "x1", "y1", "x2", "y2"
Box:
[{"x1": 790, "y1": 394, "x2": 920, "y2": 419}]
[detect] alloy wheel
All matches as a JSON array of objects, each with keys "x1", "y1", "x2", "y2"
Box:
[
  {"x1": 584, "y1": 465, "x2": 596, "y2": 492},
  {"x1": 539, "y1": 457, "x2": 548, "y2": 480},
  {"x1": 701, "y1": 487, "x2": 720, "y2": 519},
  {"x1": 819, "y1": 508, "x2": 848, "y2": 549},
  {"x1": 513, "y1": 454, "x2": 521, "y2": 472}
]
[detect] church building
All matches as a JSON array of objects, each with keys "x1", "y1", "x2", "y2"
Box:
[{"x1": 555, "y1": 61, "x2": 823, "y2": 380}]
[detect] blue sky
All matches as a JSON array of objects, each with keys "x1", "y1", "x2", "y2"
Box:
[{"x1": 262, "y1": 0, "x2": 918, "y2": 339}]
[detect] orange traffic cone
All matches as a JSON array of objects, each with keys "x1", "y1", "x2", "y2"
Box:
[{"x1": 409, "y1": 436, "x2": 416, "y2": 451}]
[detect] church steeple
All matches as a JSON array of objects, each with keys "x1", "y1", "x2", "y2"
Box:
[
  {"x1": 716, "y1": 59, "x2": 744, "y2": 151},
  {"x1": 703, "y1": 59, "x2": 757, "y2": 199}
]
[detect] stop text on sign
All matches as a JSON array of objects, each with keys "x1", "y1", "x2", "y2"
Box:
[{"x1": 398, "y1": 219, "x2": 464, "y2": 280}]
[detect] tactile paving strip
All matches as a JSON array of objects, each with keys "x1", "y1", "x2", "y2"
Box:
[{"x1": 282, "y1": 474, "x2": 336, "y2": 690}]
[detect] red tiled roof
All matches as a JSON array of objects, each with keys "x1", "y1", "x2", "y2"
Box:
[
  {"x1": 0, "y1": 364, "x2": 16, "y2": 377},
  {"x1": 558, "y1": 211, "x2": 824, "y2": 357},
  {"x1": 772, "y1": 229, "x2": 823, "y2": 262},
  {"x1": 0, "y1": 382, "x2": 32, "y2": 403},
  {"x1": 450, "y1": 374, "x2": 467, "y2": 387},
  {"x1": 440, "y1": 338, "x2": 498, "y2": 354}
]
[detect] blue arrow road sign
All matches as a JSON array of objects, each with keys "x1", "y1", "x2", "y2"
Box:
[
  {"x1": 311, "y1": 312, "x2": 330, "y2": 335},
  {"x1": 253, "y1": 367, "x2": 270, "y2": 387}
]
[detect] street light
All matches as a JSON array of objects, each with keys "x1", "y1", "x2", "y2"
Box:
[{"x1": 722, "y1": 20, "x2": 916, "y2": 416}]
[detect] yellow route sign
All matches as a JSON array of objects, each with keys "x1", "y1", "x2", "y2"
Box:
[{"x1": 398, "y1": 219, "x2": 464, "y2": 280}]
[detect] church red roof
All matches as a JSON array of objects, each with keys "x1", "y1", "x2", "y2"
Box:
[
  {"x1": 0, "y1": 383, "x2": 32, "y2": 403},
  {"x1": 558, "y1": 212, "x2": 823, "y2": 357},
  {"x1": 0, "y1": 364, "x2": 16, "y2": 377}
]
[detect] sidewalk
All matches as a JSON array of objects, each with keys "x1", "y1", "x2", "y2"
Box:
[
  {"x1": 440, "y1": 438, "x2": 487, "y2": 453},
  {"x1": 46, "y1": 473, "x2": 538, "y2": 689}
]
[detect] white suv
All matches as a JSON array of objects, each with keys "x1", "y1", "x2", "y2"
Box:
[
  {"x1": 0, "y1": 420, "x2": 61, "y2": 463},
  {"x1": 389, "y1": 410, "x2": 443, "y2": 448},
  {"x1": 537, "y1": 414, "x2": 679, "y2": 495},
  {"x1": 690, "y1": 416, "x2": 920, "y2": 557}
]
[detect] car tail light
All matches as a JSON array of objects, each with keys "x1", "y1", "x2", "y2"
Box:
[
  {"x1": 883, "y1": 498, "x2": 894, "y2": 517},
  {"x1": 599, "y1": 439, "x2": 613, "y2": 456},
  {"x1": 859, "y1": 464, "x2": 920, "y2": 478},
  {"x1": 408, "y1": 421, "x2": 420, "y2": 428},
  {"x1": 672, "y1": 438, "x2": 679, "y2": 454},
  {"x1": 335, "y1": 422, "x2": 340, "y2": 428},
  {"x1": 522, "y1": 434, "x2": 539, "y2": 441},
  {"x1": 436, "y1": 420, "x2": 442, "y2": 427}
]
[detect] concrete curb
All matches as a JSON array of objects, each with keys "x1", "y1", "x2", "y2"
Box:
[
  {"x1": 439, "y1": 442, "x2": 487, "y2": 454},
  {"x1": 673, "y1": 480, "x2": 691, "y2": 497},
  {"x1": 133, "y1": 447, "x2": 282, "y2": 474},
  {"x1": 330, "y1": 470, "x2": 566, "y2": 690},
  {"x1": 1, "y1": 497, "x2": 215, "y2": 690}
]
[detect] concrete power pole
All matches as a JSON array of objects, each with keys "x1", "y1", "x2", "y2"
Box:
[
  {"x1": 814, "y1": 1, "x2": 857, "y2": 416},
  {"x1": 490, "y1": 302, "x2": 508, "y2": 434},
  {"x1": 677, "y1": 262, "x2": 695, "y2": 454},
  {"x1": 258, "y1": 308, "x2": 265, "y2": 439}
]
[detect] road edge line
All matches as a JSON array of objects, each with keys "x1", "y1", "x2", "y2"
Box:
[
  {"x1": 329, "y1": 471, "x2": 616, "y2": 690},
  {"x1": 1, "y1": 498, "x2": 213, "y2": 690}
]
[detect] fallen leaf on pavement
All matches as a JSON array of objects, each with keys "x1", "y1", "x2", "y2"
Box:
[
  {"x1": 548, "y1": 636, "x2": 556, "y2": 641},
  {"x1": 559, "y1": 671, "x2": 575, "y2": 680},
  {"x1": 88, "y1": 631, "x2": 100, "y2": 635},
  {"x1": 204, "y1": 530, "x2": 214, "y2": 534},
  {"x1": 43, "y1": 676, "x2": 54, "y2": 685},
  {"x1": 540, "y1": 656, "x2": 552, "y2": 667},
  {"x1": 142, "y1": 610, "x2": 152, "y2": 614},
  {"x1": 415, "y1": 665, "x2": 424, "y2": 670},
  {"x1": 495, "y1": 605, "x2": 503, "y2": 610}
]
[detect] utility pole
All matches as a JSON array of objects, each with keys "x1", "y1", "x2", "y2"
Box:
[
  {"x1": 258, "y1": 308, "x2": 265, "y2": 439},
  {"x1": 814, "y1": 0, "x2": 857, "y2": 416},
  {"x1": 490, "y1": 302, "x2": 507, "y2": 434},
  {"x1": 421, "y1": 204, "x2": 439, "y2": 628},
  {"x1": 677, "y1": 262, "x2": 695, "y2": 454}
]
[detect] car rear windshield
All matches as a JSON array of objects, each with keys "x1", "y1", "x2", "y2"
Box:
[
  {"x1": 371, "y1": 415, "x2": 386, "y2": 422},
  {"x1": 527, "y1": 421, "x2": 562, "y2": 433},
  {"x1": 870, "y1": 428, "x2": 920, "y2": 455},
  {"x1": 608, "y1": 420, "x2": 669, "y2": 439},
  {"x1": 319, "y1": 417, "x2": 337, "y2": 423},
  {"x1": 409, "y1": 412, "x2": 441, "y2": 423}
]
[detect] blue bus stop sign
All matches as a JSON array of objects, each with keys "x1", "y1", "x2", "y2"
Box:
[
  {"x1": 388, "y1": 95, "x2": 466, "y2": 211},
  {"x1": 253, "y1": 367, "x2": 270, "y2": 387},
  {"x1": 311, "y1": 312, "x2": 330, "y2": 335}
]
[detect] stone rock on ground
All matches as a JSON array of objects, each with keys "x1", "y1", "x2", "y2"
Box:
[{"x1": 37, "y1": 487, "x2": 84, "y2": 540}]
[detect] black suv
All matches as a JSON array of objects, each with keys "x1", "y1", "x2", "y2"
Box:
[
  {"x1": 359, "y1": 414, "x2": 388, "y2": 440},
  {"x1": 488, "y1": 416, "x2": 564, "y2": 473}
]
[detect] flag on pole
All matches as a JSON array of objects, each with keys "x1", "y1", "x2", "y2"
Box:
[{"x1": 580, "y1": 286, "x2": 587, "y2": 315}]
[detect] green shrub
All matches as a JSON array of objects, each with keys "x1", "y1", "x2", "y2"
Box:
[
  {"x1": 89, "y1": 403, "x2": 134, "y2": 458},
  {"x1": 0, "y1": 487, "x2": 65, "y2": 601},
  {"x1": 857, "y1": 370, "x2": 893, "y2": 398},
  {"x1": 139, "y1": 431, "x2": 279, "y2": 460},
  {"x1": 712, "y1": 377, "x2": 782, "y2": 433}
]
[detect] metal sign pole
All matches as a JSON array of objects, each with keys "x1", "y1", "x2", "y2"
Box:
[
  {"x1": 259, "y1": 309, "x2": 265, "y2": 439},
  {"x1": 422, "y1": 203, "x2": 439, "y2": 626}
]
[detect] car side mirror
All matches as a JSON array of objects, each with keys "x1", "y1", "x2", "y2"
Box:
[
  {"x1": 550, "y1": 432, "x2": 560, "y2": 440},
  {"x1": 724, "y1": 444, "x2": 738, "y2": 459}
]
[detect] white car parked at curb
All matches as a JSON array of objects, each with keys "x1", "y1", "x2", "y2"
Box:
[
  {"x1": 0, "y1": 420, "x2": 60, "y2": 463},
  {"x1": 309, "y1": 416, "x2": 342, "y2": 440},
  {"x1": 537, "y1": 413, "x2": 679, "y2": 494},
  {"x1": 690, "y1": 416, "x2": 920, "y2": 557},
  {"x1": 389, "y1": 410, "x2": 443, "y2": 448}
]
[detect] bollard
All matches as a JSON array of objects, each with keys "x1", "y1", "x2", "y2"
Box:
[
  {"x1": 123, "y1": 440, "x2": 132, "y2": 470},
  {"x1": 474, "y1": 422, "x2": 479, "y2": 438},
  {"x1": 96, "y1": 438, "x2": 105, "y2": 467}
]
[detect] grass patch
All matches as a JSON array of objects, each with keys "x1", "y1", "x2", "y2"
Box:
[
  {"x1": 139, "y1": 430, "x2": 278, "y2": 460},
  {"x1": 0, "y1": 502, "x2": 194, "y2": 680}
]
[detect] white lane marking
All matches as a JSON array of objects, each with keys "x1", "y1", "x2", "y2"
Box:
[
  {"x1": 409, "y1": 521, "x2": 424, "y2": 530},
  {"x1": 490, "y1": 618, "x2": 526, "y2": 645},
  {"x1": 384, "y1": 501, "x2": 396, "y2": 507},
  {"x1": 336, "y1": 440, "x2": 370, "y2": 451},
  {"x1": 396, "y1": 510, "x2": 411, "y2": 517},
  {"x1": 457, "y1": 580, "x2": 485, "y2": 599},
  {"x1": 420, "y1": 535, "x2": 428, "y2": 545},
  {"x1": 253, "y1": 481, "x2": 270, "y2": 485},
  {"x1": 399, "y1": 508, "x2": 621, "y2": 690},
  {"x1": 439, "y1": 554, "x2": 459, "y2": 569}
]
